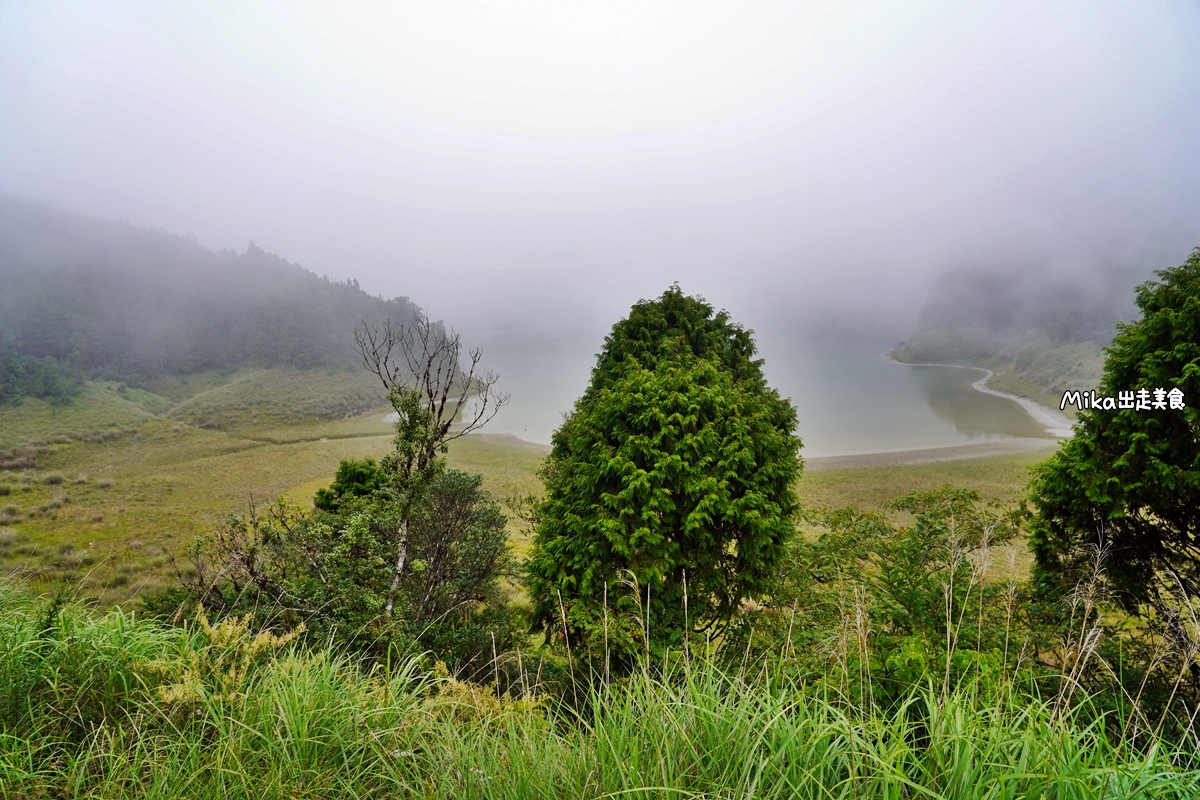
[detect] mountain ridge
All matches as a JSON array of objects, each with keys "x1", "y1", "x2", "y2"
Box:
[{"x1": 0, "y1": 196, "x2": 423, "y2": 402}]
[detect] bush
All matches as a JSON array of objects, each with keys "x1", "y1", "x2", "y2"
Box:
[{"x1": 151, "y1": 468, "x2": 516, "y2": 672}]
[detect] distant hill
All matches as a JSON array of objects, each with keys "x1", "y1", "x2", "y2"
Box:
[
  {"x1": 893, "y1": 257, "x2": 1163, "y2": 408},
  {"x1": 900, "y1": 261, "x2": 1145, "y2": 358},
  {"x1": 0, "y1": 196, "x2": 421, "y2": 403}
]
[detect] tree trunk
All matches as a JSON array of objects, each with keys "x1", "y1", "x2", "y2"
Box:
[{"x1": 384, "y1": 517, "x2": 409, "y2": 617}]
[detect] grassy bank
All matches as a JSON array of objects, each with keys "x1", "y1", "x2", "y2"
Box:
[
  {"x1": 0, "y1": 375, "x2": 545, "y2": 606},
  {"x1": 891, "y1": 334, "x2": 1105, "y2": 415},
  {"x1": 1, "y1": 585, "x2": 1197, "y2": 799},
  {"x1": 0, "y1": 372, "x2": 1058, "y2": 606}
]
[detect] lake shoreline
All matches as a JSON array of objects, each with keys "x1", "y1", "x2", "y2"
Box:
[
  {"x1": 804, "y1": 437, "x2": 1058, "y2": 470},
  {"x1": 883, "y1": 353, "x2": 1075, "y2": 438},
  {"x1": 471, "y1": 350, "x2": 1078, "y2": 468},
  {"x1": 480, "y1": 430, "x2": 1060, "y2": 471}
]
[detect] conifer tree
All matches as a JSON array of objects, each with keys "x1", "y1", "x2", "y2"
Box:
[
  {"x1": 1031, "y1": 249, "x2": 1200, "y2": 613},
  {"x1": 526, "y1": 287, "x2": 802, "y2": 663}
]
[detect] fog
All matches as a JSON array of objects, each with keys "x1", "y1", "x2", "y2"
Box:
[{"x1": 3, "y1": 1, "x2": 1199, "y2": 438}]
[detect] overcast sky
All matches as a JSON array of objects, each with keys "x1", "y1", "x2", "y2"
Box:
[{"x1": 2, "y1": 0, "x2": 1199, "y2": 347}]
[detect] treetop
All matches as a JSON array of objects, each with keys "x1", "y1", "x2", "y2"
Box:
[{"x1": 590, "y1": 285, "x2": 765, "y2": 393}]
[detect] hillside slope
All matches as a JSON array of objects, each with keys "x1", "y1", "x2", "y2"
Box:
[
  {"x1": 0, "y1": 196, "x2": 421, "y2": 395},
  {"x1": 892, "y1": 258, "x2": 1163, "y2": 409}
]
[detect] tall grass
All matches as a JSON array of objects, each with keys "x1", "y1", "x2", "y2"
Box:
[{"x1": 3, "y1": 584, "x2": 1200, "y2": 798}]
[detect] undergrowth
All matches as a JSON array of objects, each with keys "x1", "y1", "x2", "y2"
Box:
[{"x1": 2, "y1": 583, "x2": 1199, "y2": 799}]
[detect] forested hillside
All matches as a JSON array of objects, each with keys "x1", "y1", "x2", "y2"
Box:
[
  {"x1": 892, "y1": 258, "x2": 1158, "y2": 405},
  {"x1": 904, "y1": 261, "x2": 1140, "y2": 355},
  {"x1": 0, "y1": 197, "x2": 420, "y2": 402}
]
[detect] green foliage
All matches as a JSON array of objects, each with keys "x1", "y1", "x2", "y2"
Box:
[
  {"x1": 745, "y1": 487, "x2": 1025, "y2": 705},
  {"x1": 0, "y1": 335, "x2": 79, "y2": 405},
  {"x1": 589, "y1": 283, "x2": 765, "y2": 388},
  {"x1": 313, "y1": 457, "x2": 384, "y2": 511},
  {"x1": 380, "y1": 387, "x2": 443, "y2": 483},
  {"x1": 400, "y1": 470, "x2": 513, "y2": 625},
  {"x1": 527, "y1": 287, "x2": 801, "y2": 664},
  {"x1": 153, "y1": 466, "x2": 517, "y2": 675},
  {"x1": 147, "y1": 306, "x2": 519, "y2": 673},
  {"x1": 1031, "y1": 249, "x2": 1200, "y2": 612},
  {"x1": 5, "y1": 583, "x2": 1200, "y2": 798},
  {"x1": 0, "y1": 589, "x2": 175, "y2": 746}
]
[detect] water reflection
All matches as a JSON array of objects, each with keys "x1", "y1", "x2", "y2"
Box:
[
  {"x1": 905, "y1": 365, "x2": 1052, "y2": 440},
  {"x1": 480, "y1": 330, "x2": 1059, "y2": 457},
  {"x1": 759, "y1": 334, "x2": 1057, "y2": 457}
]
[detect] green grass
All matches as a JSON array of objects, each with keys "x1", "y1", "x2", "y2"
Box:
[
  {"x1": 796, "y1": 449, "x2": 1053, "y2": 511},
  {"x1": 1, "y1": 370, "x2": 1054, "y2": 607},
  {"x1": 167, "y1": 367, "x2": 387, "y2": 432},
  {"x1": 136, "y1": 369, "x2": 241, "y2": 402},
  {"x1": 0, "y1": 376, "x2": 552, "y2": 605},
  {"x1": 0, "y1": 382, "x2": 152, "y2": 450},
  {"x1": 2, "y1": 584, "x2": 1198, "y2": 799},
  {"x1": 795, "y1": 450, "x2": 1054, "y2": 580}
]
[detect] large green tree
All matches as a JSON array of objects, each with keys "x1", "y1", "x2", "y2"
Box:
[
  {"x1": 1031, "y1": 249, "x2": 1200, "y2": 612},
  {"x1": 526, "y1": 287, "x2": 801, "y2": 662}
]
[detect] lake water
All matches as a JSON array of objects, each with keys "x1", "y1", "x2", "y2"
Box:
[{"x1": 480, "y1": 332, "x2": 1056, "y2": 457}]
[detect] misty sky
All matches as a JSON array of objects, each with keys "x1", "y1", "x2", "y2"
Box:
[{"x1": 3, "y1": 0, "x2": 1199, "y2": 350}]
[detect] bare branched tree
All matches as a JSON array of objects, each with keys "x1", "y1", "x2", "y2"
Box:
[
  {"x1": 353, "y1": 310, "x2": 509, "y2": 615},
  {"x1": 354, "y1": 312, "x2": 508, "y2": 476}
]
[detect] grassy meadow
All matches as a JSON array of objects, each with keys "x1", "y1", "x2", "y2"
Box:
[
  {"x1": 10, "y1": 369, "x2": 1200, "y2": 799},
  {"x1": 0, "y1": 371, "x2": 546, "y2": 607},
  {"x1": 6, "y1": 581, "x2": 1200, "y2": 799},
  {"x1": 0, "y1": 369, "x2": 1056, "y2": 608}
]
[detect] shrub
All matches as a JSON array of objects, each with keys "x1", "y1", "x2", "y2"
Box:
[
  {"x1": 42, "y1": 472, "x2": 64, "y2": 485},
  {"x1": 151, "y1": 469, "x2": 517, "y2": 673}
]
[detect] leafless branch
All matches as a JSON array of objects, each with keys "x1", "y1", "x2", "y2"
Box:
[{"x1": 354, "y1": 311, "x2": 509, "y2": 470}]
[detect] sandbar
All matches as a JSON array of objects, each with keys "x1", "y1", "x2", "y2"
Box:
[{"x1": 805, "y1": 437, "x2": 1059, "y2": 470}]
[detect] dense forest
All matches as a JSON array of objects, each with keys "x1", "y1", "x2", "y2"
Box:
[{"x1": 0, "y1": 197, "x2": 420, "y2": 403}]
